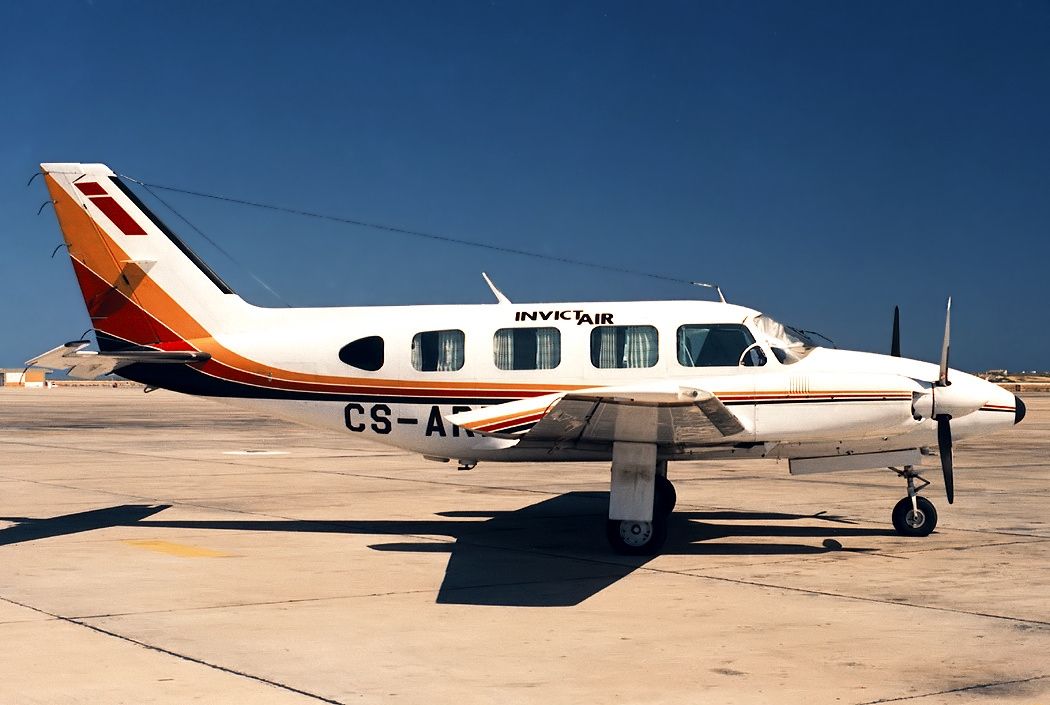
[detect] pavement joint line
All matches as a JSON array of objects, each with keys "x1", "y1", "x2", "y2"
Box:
[
  {"x1": 70, "y1": 587, "x2": 443, "y2": 620},
  {"x1": 852, "y1": 673, "x2": 1050, "y2": 704},
  {"x1": 7, "y1": 462, "x2": 1048, "y2": 543},
  {"x1": 2, "y1": 439, "x2": 592, "y2": 498},
  {"x1": 0, "y1": 594, "x2": 350, "y2": 705},
  {"x1": 440, "y1": 535, "x2": 1050, "y2": 628},
  {"x1": 8, "y1": 471, "x2": 1049, "y2": 562},
  {"x1": 0, "y1": 475, "x2": 353, "y2": 524},
  {"x1": 695, "y1": 502, "x2": 1050, "y2": 541},
  {"x1": 663, "y1": 567, "x2": 1050, "y2": 630},
  {"x1": 885, "y1": 537, "x2": 1050, "y2": 557},
  {"x1": 0, "y1": 440, "x2": 407, "y2": 475}
]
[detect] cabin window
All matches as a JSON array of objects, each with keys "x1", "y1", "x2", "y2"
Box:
[
  {"x1": 677, "y1": 324, "x2": 758, "y2": 367},
  {"x1": 412, "y1": 329, "x2": 465, "y2": 372},
  {"x1": 590, "y1": 325, "x2": 659, "y2": 369},
  {"x1": 338, "y1": 335, "x2": 384, "y2": 371},
  {"x1": 493, "y1": 327, "x2": 561, "y2": 370}
]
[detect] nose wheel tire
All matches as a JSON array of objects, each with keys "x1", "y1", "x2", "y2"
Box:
[
  {"x1": 891, "y1": 496, "x2": 938, "y2": 537},
  {"x1": 606, "y1": 517, "x2": 668, "y2": 555}
]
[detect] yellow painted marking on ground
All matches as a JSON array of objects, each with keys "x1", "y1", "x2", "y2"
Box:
[{"x1": 123, "y1": 539, "x2": 230, "y2": 558}]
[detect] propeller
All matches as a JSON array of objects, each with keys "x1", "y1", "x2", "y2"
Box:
[
  {"x1": 937, "y1": 415, "x2": 954, "y2": 504},
  {"x1": 890, "y1": 306, "x2": 901, "y2": 357},
  {"x1": 904, "y1": 299, "x2": 956, "y2": 503},
  {"x1": 934, "y1": 298, "x2": 954, "y2": 504}
]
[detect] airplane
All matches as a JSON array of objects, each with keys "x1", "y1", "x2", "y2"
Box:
[{"x1": 27, "y1": 162, "x2": 1026, "y2": 556}]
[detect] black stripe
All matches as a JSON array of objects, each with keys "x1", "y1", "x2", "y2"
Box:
[
  {"x1": 110, "y1": 176, "x2": 236, "y2": 295},
  {"x1": 724, "y1": 397, "x2": 908, "y2": 406},
  {"x1": 117, "y1": 362, "x2": 522, "y2": 405},
  {"x1": 499, "y1": 422, "x2": 538, "y2": 435}
]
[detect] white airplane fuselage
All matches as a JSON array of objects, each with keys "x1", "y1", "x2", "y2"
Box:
[{"x1": 147, "y1": 298, "x2": 1016, "y2": 464}]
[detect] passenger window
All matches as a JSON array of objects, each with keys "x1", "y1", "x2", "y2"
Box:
[
  {"x1": 677, "y1": 324, "x2": 758, "y2": 367},
  {"x1": 590, "y1": 325, "x2": 659, "y2": 369},
  {"x1": 412, "y1": 330, "x2": 465, "y2": 372},
  {"x1": 338, "y1": 335, "x2": 384, "y2": 371},
  {"x1": 494, "y1": 327, "x2": 561, "y2": 370}
]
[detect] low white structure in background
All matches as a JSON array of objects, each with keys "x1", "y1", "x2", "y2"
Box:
[{"x1": 0, "y1": 368, "x2": 49, "y2": 388}]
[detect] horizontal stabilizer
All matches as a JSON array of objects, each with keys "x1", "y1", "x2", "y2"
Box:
[{"x1": 26, "y1": 341, "x2": 210, "y2": 380}]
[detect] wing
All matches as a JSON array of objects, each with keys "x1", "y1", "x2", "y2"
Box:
[
  {"x1": 447, "y1": 384, "x2": 746, "y2": 447},
  {"x1": 26, "y1": 341, "x2": 210, "y2": 380}
]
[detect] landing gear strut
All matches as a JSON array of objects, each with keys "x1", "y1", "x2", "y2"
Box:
[
  {"x1": 605, "y1": 452, "x2": 676, "y2": 556},
  {"x1": 890, "y1": 465, "x2": 938, "y2": 537}
]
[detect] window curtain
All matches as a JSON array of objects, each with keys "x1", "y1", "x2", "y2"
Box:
[
  {"x1": 436, "y1": 330, "x2": 464, "y2": 371},
  {"x1": 494, "y1": 329, "x2": 514, "y2": 369},
  {"x1": 411, "y1": 336, "x2": 422, "y2": 371},
  {"x1": 535, "y1": 328, "x2": 559, "y2": 369},
  {"x1": 623, "y1": 326, "x2": 657, "y2": 368},
  {"x1": 598, "y1": 327, "x2": 619, "y2": 368}
]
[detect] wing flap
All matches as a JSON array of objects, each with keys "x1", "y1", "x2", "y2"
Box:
[{"x1": 447, "y1": 385, "x2": 746, "y2": 446}]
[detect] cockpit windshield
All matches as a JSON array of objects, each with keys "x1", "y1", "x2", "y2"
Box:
[{"x1": 749, "y1": 314, "x2": 819, "y2": 363}]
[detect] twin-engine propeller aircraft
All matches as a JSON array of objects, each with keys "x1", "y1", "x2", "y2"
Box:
[{"x1": 29, "y1": 163, "x2": 1026, "y2": 555}]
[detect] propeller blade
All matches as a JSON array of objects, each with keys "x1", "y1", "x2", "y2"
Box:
[
  {"x1": 936, "y1": 414, "x2": 954, "y2": 504},
  {"x1": 891, "y1": 306, "x2": 901, "y2": 357},
  {"x1": 938, "y1": 297, "x2": 951, "y2": 385}
]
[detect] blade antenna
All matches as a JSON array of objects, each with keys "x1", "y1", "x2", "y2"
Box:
[
  {"x1": 691, "y1": 281, "x2": 727, "y2": 303},
  {"x1": 481, "y1": 272, "x2": 512, "y2": 304},
  {"x1": 890, "y1": 306, "x2": 901, "y2": 357},
  {"x1": 938, "y1": 297, "x2": 951, "y2": 386}
]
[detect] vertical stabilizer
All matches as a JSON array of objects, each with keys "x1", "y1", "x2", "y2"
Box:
[{"x1": 41, "y1": 163, "x2": 246, "y2": 352}]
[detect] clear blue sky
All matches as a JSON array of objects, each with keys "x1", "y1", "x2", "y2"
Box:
[{"x1": 2, "y1": 1, "x2": 1048, "y2": 371}]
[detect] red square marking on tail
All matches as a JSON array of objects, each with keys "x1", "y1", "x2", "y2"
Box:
[
  {"x1": 90, "y1": 196, "x2": 147, "y2": 235},
  {"x1": 75, "y1": 182, "x2": 107, "y2": 196}
]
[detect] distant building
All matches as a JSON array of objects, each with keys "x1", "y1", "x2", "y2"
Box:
[{"x1": 0, "y1": 369, "x2": 49, "y2": 388}]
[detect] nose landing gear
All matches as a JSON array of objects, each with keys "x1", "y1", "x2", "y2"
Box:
[{"x1": 890, "y1": 465, "x2": 938, "y2": 536}]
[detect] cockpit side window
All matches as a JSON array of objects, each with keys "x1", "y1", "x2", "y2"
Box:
[{"x1": 677, "y1": 324, "x2": 758, "y2": 367}]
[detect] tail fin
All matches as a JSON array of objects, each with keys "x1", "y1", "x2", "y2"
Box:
[{"x1": 41, "y1": 163, "x2": 244, "y2": 353}]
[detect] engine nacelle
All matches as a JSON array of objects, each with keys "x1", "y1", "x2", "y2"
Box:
[{"x1": 912, "y1": 383, "x2": 987, "y2": 420}]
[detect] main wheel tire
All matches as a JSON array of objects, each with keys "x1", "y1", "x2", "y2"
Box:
[
  {"x1": 655, "y1": 475, "x2": 677, "y2": 517},
  {"x1": 606, "y1": 517, "x2": 668, "y2": 556},
  {"x1": 891, "y1": 496, "x2": 938, "y2": 537}
]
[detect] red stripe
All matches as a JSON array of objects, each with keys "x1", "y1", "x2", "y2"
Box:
[
  {"x1": 477, "y1": 411, "x2": 547, "y2": 432},
  {"x1": 90, "y1": 196, "x2": 147, "y2": 235},
  {"x1": 75, "y1": 181, "x2": 107, "y2": 196}
]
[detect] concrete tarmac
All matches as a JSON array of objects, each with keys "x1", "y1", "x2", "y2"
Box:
[{"x1": 0, "y1": 387, "x2": 1047, "y2": 704}]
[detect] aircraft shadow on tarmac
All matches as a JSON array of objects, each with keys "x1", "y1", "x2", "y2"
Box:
[{"x1": 0, "y1": 492, "x2": 893, "y2": 607}]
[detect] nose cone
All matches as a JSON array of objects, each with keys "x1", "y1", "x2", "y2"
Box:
[{"x1": 1015, "y1": 395, "x2": 1027, "y2": 425}]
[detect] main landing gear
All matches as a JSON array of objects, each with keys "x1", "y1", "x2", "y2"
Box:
[
  {"x1": 890, "y1": 465, "x2": 938, "y2": 537},
  {"x1": 605, "y1": 444, "x2": 677, "y2": 555}
]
